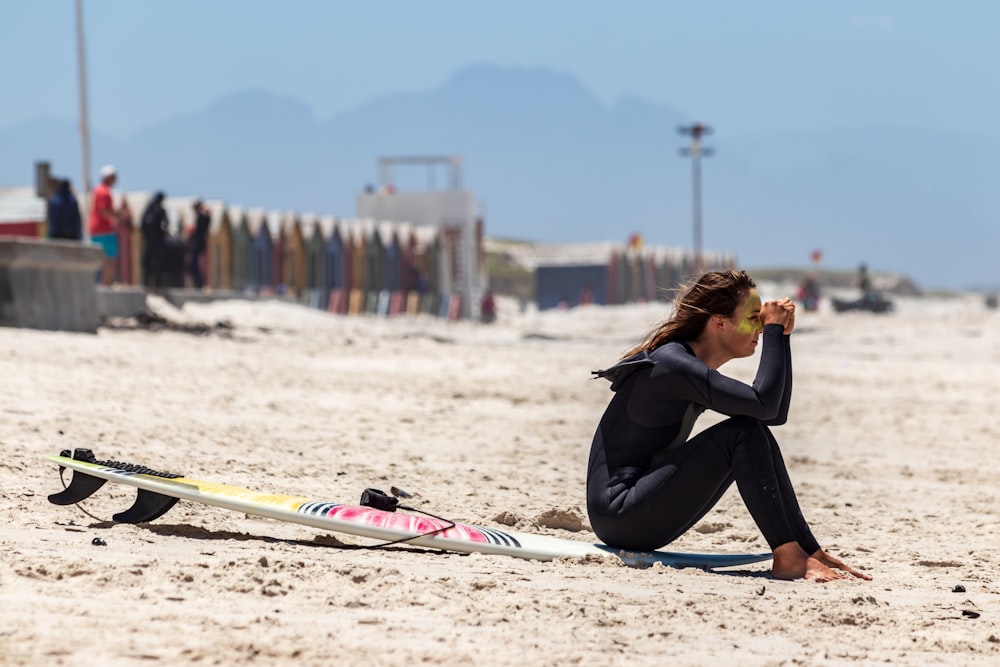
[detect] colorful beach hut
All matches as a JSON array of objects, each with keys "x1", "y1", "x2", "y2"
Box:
[
  {"x1": 230, "y1": 207, "x2": 251, "y2": 292},
  {"x1": 323, "y1": 219, "x2": 349, "y2": 313},
  {"x1": 283, "y1": 212, "x2": 306, "y2": 298}
]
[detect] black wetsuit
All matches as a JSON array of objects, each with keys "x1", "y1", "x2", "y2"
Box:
[{"x1": 587, "y1": 323, "x2": 821, "y2": 555}]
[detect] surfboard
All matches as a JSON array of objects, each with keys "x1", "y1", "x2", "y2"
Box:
[{"x1": 46, "y1": 449, "x2": 772, "y2": 570}]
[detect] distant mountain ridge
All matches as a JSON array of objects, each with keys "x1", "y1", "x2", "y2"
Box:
[{"x1": 1, "y1": 64, "x2": 997, "y2": 290}]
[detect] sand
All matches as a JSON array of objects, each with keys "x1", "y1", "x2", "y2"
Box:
[{"x1": 2, "y1": 288, "x2": 999, "y2": 666}]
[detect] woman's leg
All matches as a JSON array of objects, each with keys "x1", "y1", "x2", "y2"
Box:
[
  {"x1": 761, "y1": 425, "x2": 820, "y2": 555},
  {"x1": 588, "y1": 416, "x2": 806, "y2": 552}
]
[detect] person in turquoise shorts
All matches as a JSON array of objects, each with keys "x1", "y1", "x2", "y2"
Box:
[{"x1": 89, "y1": 164, "x2": 120, "y2": 285}]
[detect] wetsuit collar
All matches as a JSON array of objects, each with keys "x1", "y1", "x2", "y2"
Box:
[
  {"x1": 592, "y1": 351, "x2": 654, "y2": 391},
  {"x1": 593, "y1": 340, "x2": 700, "y2": 391}
]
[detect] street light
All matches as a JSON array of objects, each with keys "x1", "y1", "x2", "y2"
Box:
[
  {"x1": 678, "y1": 122, "x2": 713, "y2": 274},
  {"x1": 75, "y1": 0, "x2": 93, "y2": 243}
]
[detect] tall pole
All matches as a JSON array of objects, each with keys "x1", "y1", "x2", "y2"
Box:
[
  {"x1": 692, "y1": 150, "x2": 702, "y2": 270},
  {"x1": 75, "y1": 0, "x2": 93, "y2": 243},
  {"x1": 678, "y1": 122, "x2": 713, "y2": 274}
]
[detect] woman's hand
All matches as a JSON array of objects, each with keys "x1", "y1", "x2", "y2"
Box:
[
  {"x1": 782, "y1": 299, "x2": 795, "y2": 335},
  {"x1": 761, "y1": 298, "x2": 796, "y2": 335}
]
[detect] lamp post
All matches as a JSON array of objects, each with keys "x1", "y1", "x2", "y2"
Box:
[
  {"x1": 678, "y1": 122, "x2": 713, "y2": 274},
  {"x1": 75, "y1": 0, "x2": 92, "y2": 243}
]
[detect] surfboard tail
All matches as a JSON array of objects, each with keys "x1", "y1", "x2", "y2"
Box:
[{"x1": 47, "y1": 448, "x2": 182, "y2": 523}]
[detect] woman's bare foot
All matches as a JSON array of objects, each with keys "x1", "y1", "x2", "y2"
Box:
[
  {"x1": 812, "y1": 549, "x2": 873, "y2": 581},
  {"x1": 803, "y1": 556, "x2": 846, "y2": 582},
  {"x1": 771, "y1": 542, "x2": 846, "y2": 582}
]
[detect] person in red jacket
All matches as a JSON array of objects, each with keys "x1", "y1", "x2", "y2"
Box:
[{"x1": 89, "y1": 165, "x2": 120, "y2": 285}]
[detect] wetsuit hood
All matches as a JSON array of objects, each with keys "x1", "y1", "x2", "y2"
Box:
[
  {"x1": 593, "y1": 342, "x2": 699, "y2": 391},
  {"x1": 592, "y1": 352, "x2": 654, "y2": 391}
]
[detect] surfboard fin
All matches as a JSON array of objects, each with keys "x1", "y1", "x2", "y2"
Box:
[
  {"x1": 113, "y1": 488, "x2": 180, "y2": 523},
  {"x1": 47, "y1": 470, "x2": 107, "y2": 505},
  {"x1": 49, "y1": 448, "x2": 109, "y2": 505},
  {"x1": 49, "y1": 448, "x2": 183, "y2": 522}
]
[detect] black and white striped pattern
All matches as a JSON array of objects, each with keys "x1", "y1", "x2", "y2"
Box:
[
  {"x1": 298, "y1": 501, "x2": 341, "y2": 516},
  {"x1": 475, "y1": 526, "x2": 521, "y2": 548}
]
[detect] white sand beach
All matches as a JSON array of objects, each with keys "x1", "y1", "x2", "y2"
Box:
[{"x1": 2, "y1": 289, "x2": 999, "y2": 666}]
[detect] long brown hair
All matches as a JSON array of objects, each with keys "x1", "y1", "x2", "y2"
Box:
[{"x1": 621, "y1": 270, "x2": 756, "y2": 358}]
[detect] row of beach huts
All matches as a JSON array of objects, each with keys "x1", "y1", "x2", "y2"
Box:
[
  {"x1": 113, "y1": 191, "x2": 482, "y2": 320},
  {"x1": 2, "y1": 178, "x2": 736, "y2": 319}
]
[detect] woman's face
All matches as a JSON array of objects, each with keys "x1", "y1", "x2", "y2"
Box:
[{"x1": 722, "y1": 289, "x2": 763, "y2": 358}]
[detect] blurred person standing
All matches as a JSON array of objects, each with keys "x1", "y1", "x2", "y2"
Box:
[
  {"x1": 89, "y1": 165, "x2": 120, "y2": 284},
  {"x1": 796, "y1": 273, "x2": 821, "y2": 312},
  {"x1": 47, "y1": 178, "x2": 82, "y2": 241},
  {"x1": 857, "y1": 263, "x2": 876, "y2": 302},
  {"x1": 187, "y1": 199, "x2": 211, "y2": 289},
  {"x1": 141, "y1": 191, "x2": 169, "y2": 291},
  {"x1": 480, "y1": 290, "x2": 496, "y2": 323}
]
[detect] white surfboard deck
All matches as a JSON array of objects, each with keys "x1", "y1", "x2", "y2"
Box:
[{"x1": 47, "y1": 454, "x2": 772, "y2": 570}]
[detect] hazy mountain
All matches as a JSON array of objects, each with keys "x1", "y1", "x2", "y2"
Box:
[{"x1": 2, "y1": 65, "x2": 997, "y2": 290}]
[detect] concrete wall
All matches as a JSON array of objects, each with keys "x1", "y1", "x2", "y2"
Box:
[{"x1": 0, "y1": 237, "x2": 104, "y2": 333}]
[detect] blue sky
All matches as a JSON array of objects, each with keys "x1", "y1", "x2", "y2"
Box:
[{"x1": 3, "y1": 1, "x2": 998, "y2": 141}]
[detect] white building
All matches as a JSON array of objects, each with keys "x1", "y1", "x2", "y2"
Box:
[{"x1": 356, "y1": 156, "x2": 485, "y2": 320}]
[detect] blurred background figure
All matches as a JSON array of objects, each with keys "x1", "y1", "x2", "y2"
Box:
[
  {"x1": 480, "y1": 290, "x2": 496, "y2": 323},
  {"x1": 140, "y1": 191, "x2": 168, "y2": 291},
  {"x1": 858, "y1": 263, "x2": 874, "y2": 301},
  {"x1": 797, "y1": 273, "x2": 821, "y2": 312},
  {"x1": 47, "y1": 178, "x2": 82, "y2": 241},
  {"x1": 832, "y1": 262, "x2": 893, "y2": 314},
  {"x1": 89, "y1": 164, "x2": 120, "y2": 284},
  {"x1": 187, "y1": 199, "x2": 210, "y2": 289}
]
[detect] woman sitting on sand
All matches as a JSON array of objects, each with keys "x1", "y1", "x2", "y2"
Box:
[{"x1": 586, "y1": 270, "x2": 870, "y2": 582}]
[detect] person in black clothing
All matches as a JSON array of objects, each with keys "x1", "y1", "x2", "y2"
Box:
[
  {"x1": 141, "y1": 192, "x2": 169, "y2": 290},
  {"x1": 858, "y1": 263, "x2": 876, "y2": 301},
  {"x1": 588, "y1": 270, "x2": 870, "y2": 582},
  {"x1": 188, "y1": 199, "x2": 211, "y2": 289},
  {"x1": 47, "y1": 179, "x2": 82, "y2": 241}
]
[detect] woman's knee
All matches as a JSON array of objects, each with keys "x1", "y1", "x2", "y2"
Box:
[
  {"x1": 705, "y1": 416, "x2": 771, "y2": 454},
  {"x1": 711, "y1": 415, "x2": 765, "y2": 438}
]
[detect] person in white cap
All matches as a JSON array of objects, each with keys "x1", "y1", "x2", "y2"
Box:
[{"x1": 89, "y1": 165, "x2": 120, "y2": 285}]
